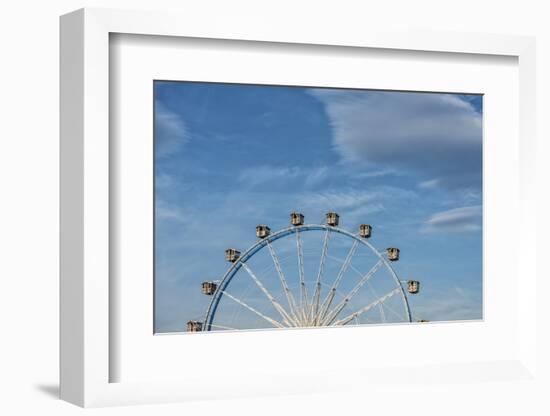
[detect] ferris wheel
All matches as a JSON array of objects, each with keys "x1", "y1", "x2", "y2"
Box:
[{"x1": 187, "y1": 212, "x2": 421, "y2": 332}]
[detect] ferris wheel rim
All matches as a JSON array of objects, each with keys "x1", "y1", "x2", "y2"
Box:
[{"x1": 203, "y1": 223, "x2": 412, "y2": 330}]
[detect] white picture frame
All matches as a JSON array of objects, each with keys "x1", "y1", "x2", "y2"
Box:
[{"x1": 60, "y1": 7, "x2": 538, "y2": 408}]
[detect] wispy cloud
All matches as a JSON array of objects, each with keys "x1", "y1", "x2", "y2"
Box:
[
  {"x1": 412, "y1": 284, "x2": 482, "y2": 321},
  {"x1": 295, "y1": 186, "x2": 418, "y2": 226},
  {"x1": 298, "y1": 190, "x2": 384, "y2": 214},
  {"x1": 304, "y1": 166, "x2": 329, "y2": 187},
  {"x1": 308, "y1": 89, "x2": 482, "y2": 191},
  {"x1": 238, "y1": 165, "x2": 301, "y2": 186},
  {"x1": 355, "y1": 168, "x2": 399, "y2": 179},
  {"x1": 155, "y1": 101, "x2": 189, "y2": 158},
  {"x1": 238, "y1": 164, "x2": 399, "y2": 190},
  {"x1": 238, "y1": 165, "x2": 329, "y2": 188},
  {"x1": 156, "y1": 200, "x2": 187, "y2": 223},
  {"x1": 417, "y1": 178, "x2": 441, "y2": 190},
  {"x1": 422, "y1": 205, "x2": 482, "y2": 233},
  {"x1": 156, "y1": 173, "x2": 176, "y2": 189}
]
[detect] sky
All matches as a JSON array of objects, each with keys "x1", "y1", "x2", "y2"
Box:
[{"x1": 154, "y1": 81, "x2": 483, "y2": 333}]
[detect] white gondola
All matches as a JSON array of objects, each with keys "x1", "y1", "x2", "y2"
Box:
[
  {"x1": 387, "y1": 247, "x2": 400, "y2": 261},
  {"x1": 359, "y1": 224, "x2": 372, "y2": 238},
  {"x1": 290, "y1": 212, "x2": 304, "y2": 226},
  {"x1": 256, "y1": 225, "x2": 271, "y2": 238},
  {"x1": 186, "y1": 320, "x2": 203, "y2": 332},
  {"x1": 325, "y1": 212, "x2": 339, "y2": 226},
  {"x1": 225, "y1": 248, "x2": 241, "y2": 263},
  {"x1": 407, "y1": 280, "x2": 420, "y2": 294},
  {"x1": 201, "y1": 281, "x2": 217, "y2": 295}
]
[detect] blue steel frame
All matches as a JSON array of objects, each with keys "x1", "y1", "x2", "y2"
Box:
[{"x1": 204, "y1": 224, "x2": 412, "y2": 330}]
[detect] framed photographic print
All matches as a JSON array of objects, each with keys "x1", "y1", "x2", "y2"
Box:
[
  {"x1": 153, "y1": 81, "x2": 483, "y2": 334},
  {"x1": 60, "y1": 7, "x2": 538, "y2": 409}
]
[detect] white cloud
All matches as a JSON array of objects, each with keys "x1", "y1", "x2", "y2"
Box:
[
  {"x1": 412, "y1": 284, "x2": 482, "y2": 321},
  {"x1": 309, "y1": 89, "x2": 482, "y2": 190},
  {"x1": 155, "y1": 101, "x2": 189, "y2": 158},
  {"x1": 299, "y1": 190, "x2": 382, "y2": 213},
  {"x1": 156, "y1": 173, "x2": 175, "y2": 189},
  {"x1": 422, "y1": 205, "x2": 482, "y2": 233},
  {"x1": 417, "y1": 178, "x2": 441, "y2": 190},
  {"x1": 238, "y1": 165, "x2": 329, "y2": 188},
  {"x1": 303, "y1": 166, "x2": 329, "y2": 187},
  {"x1": 294, "y1": 186, "x2": 417, "y2": 226},
  {"x1": 238, "y1": 165, "x2": 301, "y2": 186},
  {"x1": 355, "y1": 168, "x2": 399, "y2": 179},
  {"x1": 156, "y1": 200, "x2": 187, "y2": 223},
  {"x1": 237, "y1": 164, "x2": 400, "y2": 191}
]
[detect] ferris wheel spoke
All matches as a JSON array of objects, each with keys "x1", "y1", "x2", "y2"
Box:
[
  {"x1": 337, "y1": 240, "x2": 359, "y2": 284},
  {"x1": 379, "y1": 303, "x2": 387, "y2": 323},
  {"x1": 332, "y1": 287, "x2": 401, "y2": 326},
  {"x1": 266, "y1": 241, "x2": 301, "y2": 324},
  {"x1": 366, "y1": 279, "x2": 402, "y2": 321},
  {"x1": 348, "y1": 262, "x2": 366, "y2": 278},
  {"x1": 318, "y1": 240, "x2": 359, "y2": 322},
  {"x1": 219, "y1": 290, "x2": 285, "y2": 328},
  {"x1": 296, "y1": 230, "x2": 309, "y2": 321},
  {"x1": 382, "y1": 299, "x2": 405, "y2": 321},
  {"x1": 239, "y1": 262, "x2": 297, "y2": 326},
  {"x1": 322, "y1": 259, "x2": 383, "y2": 325},
  {"x1": 209, "y1": 324, "x2": 239, "y2": 331},
  {"x1": 310, "y1": 229, "x2": 331, "y2": 325}
]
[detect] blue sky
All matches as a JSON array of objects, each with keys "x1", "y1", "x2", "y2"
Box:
[{"x1": 154, "y1": 81, "x2": 483, "y2": 333}]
